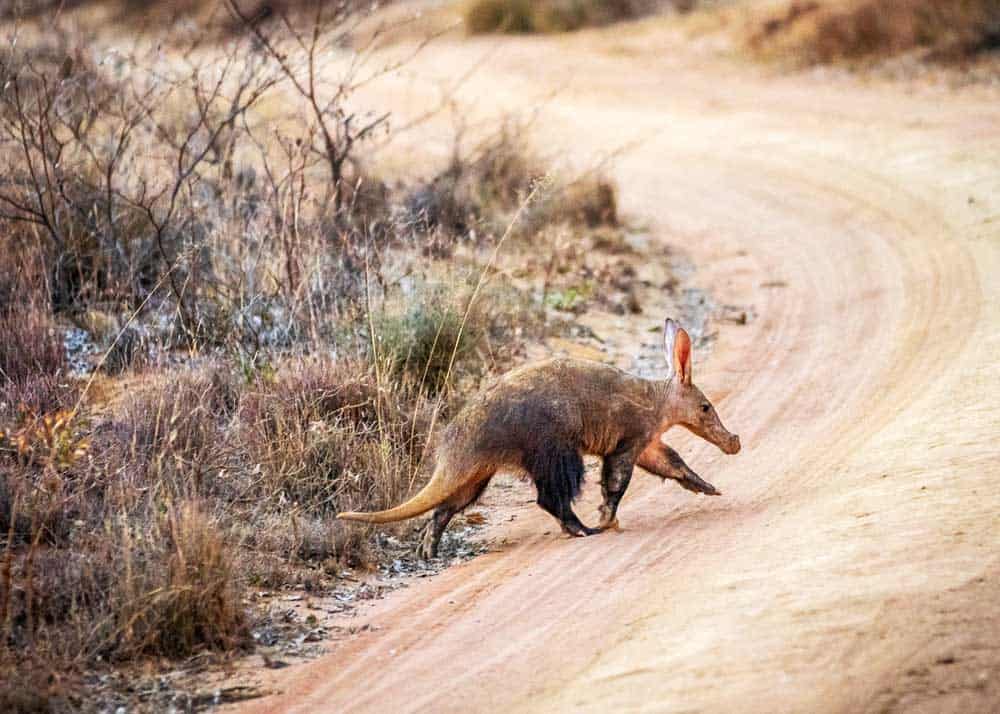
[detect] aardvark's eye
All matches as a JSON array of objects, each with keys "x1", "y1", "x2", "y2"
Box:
[{"x1": 700, "y1": 403, "x2": 711, "y2": 413}]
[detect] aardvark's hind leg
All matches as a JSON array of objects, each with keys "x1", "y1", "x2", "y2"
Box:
[
  {"x1": 530, "y1": 448, "x2": 599, "y2": 537},
  {"x1": 417, "y1": 477, "x2": 492, "y2": 560},
  {"x1": 536, "y1": 489, "x2": 600, "y2": 537}
]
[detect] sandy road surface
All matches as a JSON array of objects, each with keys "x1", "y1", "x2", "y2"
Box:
[{"x1": 239, "y1": 21, "x2": 1000, "y2": 714}]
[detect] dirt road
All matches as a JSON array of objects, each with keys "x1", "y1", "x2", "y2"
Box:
[{"x1": 239, "y1": 19, "x2": 1000, "y2": 714}]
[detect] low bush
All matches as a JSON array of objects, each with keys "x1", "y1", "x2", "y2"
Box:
[
  {"x1": 465, "y1": 0, "x2": 655, "y2": 34},
  {"x1": 404, "y1": 122, "x2": 545, "y2": 241},
  {"x1": 111, "y1": 500, "x2": 248, "y2": 659},
  {"x1": 374, "y1": 289, "x2": 482, "y2": 395},
  {"x1": 747, "y1": 0, "x2": 1000, "y2": 64},
  {"x1": 525, "y1": 174, "x2": 619, "y2": 237},
  {"x1": 406, "y1": 121, "x2": 618, "y2": 247},
  {"x1": 0, "y1": 499, "x2": 248, "y2": 665},
  {"x1": 236, "y1": 356, "x2": 426, "y2": 515},
  {"x1": 107, "y1": 367, "x2": 238, "y2": 497}
]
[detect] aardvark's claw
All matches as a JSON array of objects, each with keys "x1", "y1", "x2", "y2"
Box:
[{"x1": 675, "y1": 473, "x2": 721, "y2": 496}]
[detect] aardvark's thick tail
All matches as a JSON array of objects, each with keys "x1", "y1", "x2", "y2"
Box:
[{"x1": 336, "y1": 469, "x2": 453, "y2": 524}]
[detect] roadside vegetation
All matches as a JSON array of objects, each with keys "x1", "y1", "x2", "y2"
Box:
[
  {"x1": 745, "y1": 0, "x2": 1000, "y2": 64},
  {"x1": 0, "y1": 2, "x2": 633, "y2": 709},
  {"x1": 463, "y1": 0, "x2": 663, "y2": 34}
]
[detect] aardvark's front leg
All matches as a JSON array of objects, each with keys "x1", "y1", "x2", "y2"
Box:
[
  {"x1": 637, "y1": 440, "x2": 721, "y2": 496},
  {"x1": 596, "y1": 440, "x2": 642, "y2": 531}
]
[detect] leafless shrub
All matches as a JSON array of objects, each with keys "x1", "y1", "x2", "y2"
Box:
[
  {"x1": 0, "y1": 7, "x2": 401, "y2": 347},
  {"x1": 225, "y1": 0, "x2": 394, "y2": 213},
  {"x1": 0, "y1": 26, "x2": 284, "y2": 337}
]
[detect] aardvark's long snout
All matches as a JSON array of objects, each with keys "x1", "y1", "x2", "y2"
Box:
[{"x1": 685, "y1": 411, "x2": 741, "y2": 456}]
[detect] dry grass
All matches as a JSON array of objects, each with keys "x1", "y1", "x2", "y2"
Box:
[
  {"x1": 0, "y1": 308, "x2": 71, "y2": 416},
  {"x1": 746, "y1": 0, "x2": 1000, "y2": 64},
  {"x1": 236, "y1": 356, "x2": 430, "y2": 517},
  {"x1": 0, "y1": 499, "x2": 248, "y2": 682},
  {"x1": 464, "y1": 0, "x2": 656, "y2": 34},
  {"x1": 109, "y1": 367, "x2": 239, "y2": 495},
  {"x1": 0, "y1": 246, "x2": 72, "y2": 419},
  {"x1": 112, "y1": 500, "x2": 248, "y2": 659},
  {"x1": 1, "y1": 367, "x2": 247, "y2": 668}
]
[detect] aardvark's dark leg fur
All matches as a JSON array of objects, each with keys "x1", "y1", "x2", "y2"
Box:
[
  {"x1": 598, "y1": 440, "x2": 640, "y2": 530},
  {"x1": 529, "y1": 447, "x2": 599, "y2": 537},
  {"x1": 418, "y1": 478, "x2": 491, "y2": 560}
]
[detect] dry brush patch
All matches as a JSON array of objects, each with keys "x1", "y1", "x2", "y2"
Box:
[
  {"x1": 463, "y1": 0, "x2": 659, "y2": 34},
  {"x1": 746, "y1": 0, "x2": 1000, "y2": 65},
  {"x1": 0, "y1": 3, "x2": 634, "y2": 708}
]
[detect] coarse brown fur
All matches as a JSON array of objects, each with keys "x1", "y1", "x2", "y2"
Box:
[{"x1": 338, "y1": 318, "x2": 740, "y2": 558}]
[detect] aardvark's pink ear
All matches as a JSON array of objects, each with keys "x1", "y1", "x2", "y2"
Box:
[{"x1": 663, "y1": 318, "x2": 692, "y2": 385}]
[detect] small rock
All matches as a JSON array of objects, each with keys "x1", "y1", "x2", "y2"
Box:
[
  {"x1": 262, "y1": 655, "x2": 289, "y2": 670},
  {"x1": 626, "y1": 290, "x2": 642, "y2": 314}
]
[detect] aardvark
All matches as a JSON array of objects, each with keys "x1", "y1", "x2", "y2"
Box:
[{"x1": 338, "y1": 318, "x2": 740, "y2": 558}]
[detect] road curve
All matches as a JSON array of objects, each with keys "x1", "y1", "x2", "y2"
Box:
[{"x1": 238, "y1": 23, "x2": 1000, "y2": 714}]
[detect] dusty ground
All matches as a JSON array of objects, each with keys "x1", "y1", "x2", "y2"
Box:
[{"x1": 229, "y1": 12, "x2": 1000, "y2": 714}]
